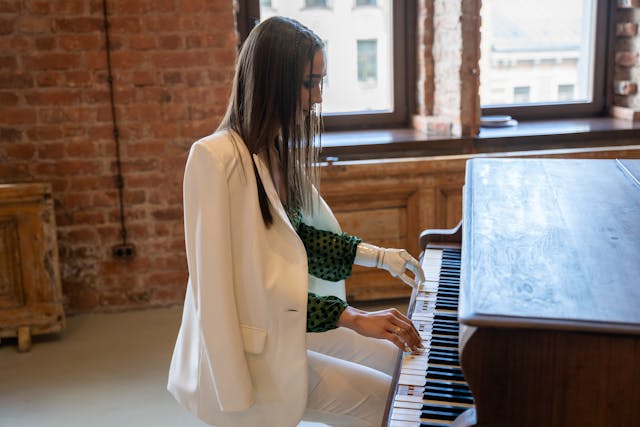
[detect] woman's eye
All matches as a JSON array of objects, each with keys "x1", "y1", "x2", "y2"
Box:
[{"x1": 303, "y1": 81, "x2": 311, "y2": 89}]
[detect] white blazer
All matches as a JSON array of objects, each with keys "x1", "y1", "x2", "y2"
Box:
[{"x1": 167, "y1": 130, "x2": 345, "y2": 427}]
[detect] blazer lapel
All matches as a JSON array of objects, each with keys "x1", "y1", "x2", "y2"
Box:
[{"x1": 252, "y1": 153, "x2": 300, "y2": 238}]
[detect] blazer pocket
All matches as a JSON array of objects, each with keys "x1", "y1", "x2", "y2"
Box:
[{"x1": 240, "y1": 324, "x2": 267, "y2": 355}]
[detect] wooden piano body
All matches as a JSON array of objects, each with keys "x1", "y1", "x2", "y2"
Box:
[{"x1": 385, "y1": 158, "x2": 640, "y2": 427}]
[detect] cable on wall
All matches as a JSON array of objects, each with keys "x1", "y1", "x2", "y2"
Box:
[{"x1": 101, "y1": 0, "x2": 135, "y2": 260}]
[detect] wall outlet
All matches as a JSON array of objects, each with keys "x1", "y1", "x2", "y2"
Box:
[{"x1": 112, "y1": 244, "x2": 136, "y2": 259}]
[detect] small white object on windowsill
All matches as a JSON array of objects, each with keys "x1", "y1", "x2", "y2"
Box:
[{"x1": 480, "y1": 115, "x2": 518, "y2": 128}]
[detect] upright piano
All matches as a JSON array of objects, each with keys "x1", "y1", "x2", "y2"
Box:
[{"x1": 385, "y1": 158, "x2": 640, "y2": 427}]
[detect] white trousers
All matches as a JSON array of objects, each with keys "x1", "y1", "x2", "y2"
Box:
[{"x1": 302, "y1": 327, "x2": 400, "y2": 427}]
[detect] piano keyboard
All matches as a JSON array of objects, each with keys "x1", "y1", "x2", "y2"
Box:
[{"x1": 388, "y1": 248, "x2": 473, "y2": 427}]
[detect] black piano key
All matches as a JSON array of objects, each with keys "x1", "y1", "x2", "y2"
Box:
[
  {"x1": 435, "y1": 304, "x2": 458, "y2": 311},
  {"x1": 425, "y1": 390, "x2": 474, "y2": 405},
  {"x1": 427, "y1": 369, "x2": 466, "y2": 382},
  {"x1": 421, "y1": 404, "x2": 467, "y2": 421},
  {"x1": 433, "y1": 322, "x2": 458, "y2": 330},
  {"x1": 428, "y1": 356, "x2": 460, "y2": 366},
  {"x1": 432, "y1": 329, "x2": 457, "y2": 337},
  {"x1": 425, "y1": 387, "x2": 473, "y2": 402},
  {"x1": 435, "y1": 313, "x2": 458, "y2": 320},
  {"x1": 436, "y1": 297, "x2": 458, "y2": 307},
  {"x1": 425, "y1": 380, "x2": 471, "y2": 393},
  {"x1": 433, "y1": 320, "x2": 459, "y2": 329},
  {"x1": 425, "y1": 386, "x2": 472, "y2": 399},
  {"x1": 427, "y1": 347, "x2": 458, "y2": 356},
  {"x1": 431, "y1": 336, "x2": 458, "y2": 345}
]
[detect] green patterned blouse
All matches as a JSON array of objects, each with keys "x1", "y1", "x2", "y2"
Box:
[{"x1": 288, "y1": 209, "x2": 362, "y2": 333}]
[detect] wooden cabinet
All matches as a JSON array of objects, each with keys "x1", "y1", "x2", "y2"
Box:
[{"x1": 0, "y1": 183, "x2": 64, "y2": 351}]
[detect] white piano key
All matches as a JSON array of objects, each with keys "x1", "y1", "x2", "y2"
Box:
[
  {"x1": 398, "y1": 373, "x2": 427, "y2": 387},
  {"x1": 401, "y1": 367, "x2": 428, "y2": 377},
  {"x1": 389, "y1": 419, "x2": 421, "y2": 427},
  {"x1": 394, "y1": 394, "x2": 426, "y2": 404}
]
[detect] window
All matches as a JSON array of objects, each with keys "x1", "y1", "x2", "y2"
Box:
[
  {"x1": 558, "y1": 84, "x2": 575, "y2": 101},
  {"x1": 513, "y1": 86, "x2": 530, "y2": 103},
  {"x1": 480, "y1": 0, "x2": 609, "y2": 119},
  {"x1": 357, "y1": 40, "x2": 377, "y2": 84},
  {"x1": 260, "y1": 0, "x2": 272, "y2": 7},
  {"x1": 238, "y1": 0, "x2": 412, "y2": 130},
  {"x1": 305, "y1": 0, "x2": 328, "y2": 8}
]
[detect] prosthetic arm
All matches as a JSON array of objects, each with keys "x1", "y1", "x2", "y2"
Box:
[{"x1": 354, "y1": 243, "x2": 425, "y2": 289}]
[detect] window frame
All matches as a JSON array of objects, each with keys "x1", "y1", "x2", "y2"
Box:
[
  {"x1": 480, "y1": 0, "x2": 612, "y2": 121},
  {"x1": 236, "y1": 0, "x2": 415, "y2": 131}
]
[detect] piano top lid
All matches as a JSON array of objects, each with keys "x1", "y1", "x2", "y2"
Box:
[{"x1": 459, "y1": 158, "x2": 640, "y2": 335}]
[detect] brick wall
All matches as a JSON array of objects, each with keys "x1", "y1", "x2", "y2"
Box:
[
  {"x1": 0, "y1": 0, "x2": 237, "y2": 313},
  {"x1": 613, "y1": 1, "x2": 640, "y2": 120},
  {"x1": 413, "y1": 0, "x2": 481, "y2": 137}
]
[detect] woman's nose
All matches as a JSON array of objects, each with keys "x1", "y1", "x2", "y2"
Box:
[{"x1": 313, "y1": 88, "x2": 322, "y2": 105}]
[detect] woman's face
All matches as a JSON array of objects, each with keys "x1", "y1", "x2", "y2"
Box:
[{"x1": 301, "y1": 49, "x2": 325, "y2": 112}]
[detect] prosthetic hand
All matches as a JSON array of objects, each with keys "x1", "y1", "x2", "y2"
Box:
[{"x1": 354, "y1": 242, "x2": 425, "y2": 289}]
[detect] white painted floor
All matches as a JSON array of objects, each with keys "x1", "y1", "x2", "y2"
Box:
[{"x1": 0, "y1": 306, "x2": 331, "y2": 427}]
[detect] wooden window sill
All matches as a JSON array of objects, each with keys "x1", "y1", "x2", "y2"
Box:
[{"x1": 320, "y1": 117, "x2": 640, "y2": 162}]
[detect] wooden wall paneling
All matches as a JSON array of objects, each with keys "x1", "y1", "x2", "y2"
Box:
[
  {"x1": 319, "y1": 146, "x2": 640, "y2": 302},
  {"x1": 325, "y1": 183, "x2": 415, "y2": 301}
]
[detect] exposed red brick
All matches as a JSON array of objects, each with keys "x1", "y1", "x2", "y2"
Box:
[
  {"x1": 24, "y1": 1, "x2": 52, "y2": 14},
  {"x1": 18, "y1": 16, "x2": 49, "y2": 33},
  {"x1": 37, "y1": 142, "x2": 66, "y2": 159},
  {"x1": 59, "y1": 34, "x2": 102, "y2": 51},
  {"x1": 35, "y1": 70, "x2": 65, "y2": 87},
  {"x1": 26, "y1": 126, "x2": 64, "y2": 141},
  {"x1": 129, "y1": 34, "x2": 156, "y2": 50},
  {"x1": 25, "y1": 89, "x2": 83, "y2": 105},
  {"x1": 129, "y1": 70, "x2": 155, "y2": 86},
  {"x1": 0, "y1": 91, "x2": 19, "y2": 105},
  {"x1": 0, "y1": 17, "x2": 15, "y2": 35},
  {"x1": 23, "y1": 53, "x2": 82, "y2": 70},
  {"x1": 4, "y1": 143, "x2": 36, "y2": 160},
  {"x1": 0, "y1": 127, "x2": 23, "y2": 142},
  {"x1": 0, "y1": 36, "x2": 32, "y2": 52},
  {"x1": 34, "y1": 36, "x2": 56, "y2": 50},
  {"x1": 0, "y1": 1, "x2": 21, "y2": 13},
  {"x1": 2, "y1": 108, "x2": 37, "y2": 124},
  {"x1": 1, "y1": 0, "x2": 238, "y2": 314},
  {"x1": 158, "y1": 34, "x2": 183, "y2": 50},
  {"x1": 0, "y1": 73, "x2": 34, "y2": 89},
  {"x1": 615, "y1": 51, "x2": 639, "y2": 67},
  {"x1": 52, "y1": 17, "x2": 102, "y2": 33},
  {"x1": 108, "y1": 16, "x2": 142, "y2": 33},
  {"x1": 53, "y1": 0, "x2": 87, "y2": 14},
  {"x1": 66, "y1": 70, "x2": 93, "y2": 86}
]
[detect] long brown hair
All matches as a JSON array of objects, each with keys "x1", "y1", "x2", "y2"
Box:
[{"x1": 219, "y1": 16, "x2": 324, "y2": 227}]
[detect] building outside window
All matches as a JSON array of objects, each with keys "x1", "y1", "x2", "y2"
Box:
[
  {"x1": 357, "y1": 40, "x2": 378, "y2": 84},
  {"x1": 305, "y1": 0, "x2": 328, "y2": 8},
  {"x1": 557, "y1": 84, "x2": 575, "y2": 101},
  {"x1": 258, "y1": 0, "x2": 395, "y2": 120},
  {"x1": 260, "y1": 0, "x2": 272, "y2": 7},
  {"x1": 480, "y1": 0, "x2": 608, "y2": 119},
  {"x1": 356, "y1": 0, "x2": 377, "y2": 6},
  {"x1": 513, "y1": 86, "x2": 531, "y2": 103}
]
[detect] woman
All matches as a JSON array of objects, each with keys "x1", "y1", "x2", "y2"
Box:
[{"x1": 168, "y1": 16, "x2": 425, "y2": 427}]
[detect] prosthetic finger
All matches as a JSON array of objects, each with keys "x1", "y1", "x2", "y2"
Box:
[
  {"x1": 400, "y1": 251, "x2": 425, "y2": 284},
  {"x1": 399, "y1": 272, "x2": 418, "y2": 289}
]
